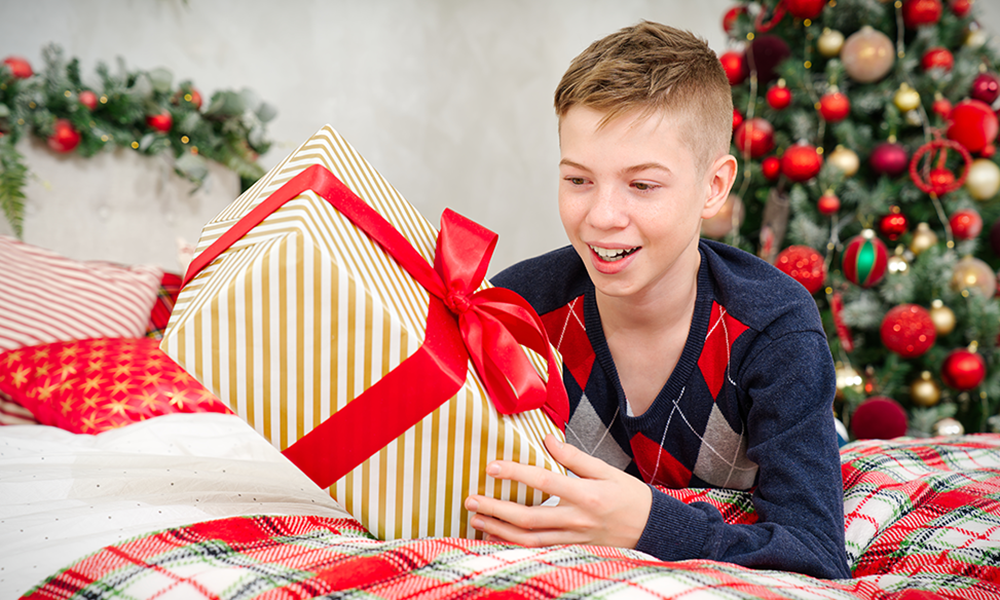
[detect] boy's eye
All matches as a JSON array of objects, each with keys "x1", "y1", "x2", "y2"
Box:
[
  {"x1": 632, "y1": 182, "x2": 656, "y2": 191},
  {"x1": 567, "y1": 177, "x2": 588, "y2": 185}
]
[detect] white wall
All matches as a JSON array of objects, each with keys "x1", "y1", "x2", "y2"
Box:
[{"x1": 2, "y1": 0, "x2": 998, "y2": 275}]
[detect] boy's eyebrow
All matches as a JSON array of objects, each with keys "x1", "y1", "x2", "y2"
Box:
[{"x1": 558, "y1": 159, "x2": 673, "y2": 176}]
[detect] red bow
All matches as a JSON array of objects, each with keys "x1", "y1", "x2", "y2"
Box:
[{"x1": 183, "y1": 164, "x2": 568, "y2": 489}]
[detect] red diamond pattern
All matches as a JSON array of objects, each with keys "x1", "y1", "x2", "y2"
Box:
[
  {"x1": 541, "y1": 296, "x2": 594, "y2": 391},
  {"x1": 698, "y1": 302, "x2": 749, "y2": 400}
]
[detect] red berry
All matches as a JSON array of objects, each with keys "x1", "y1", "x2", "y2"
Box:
[{"x1": 146, "y1": 111, "x2": 173, "y2": 133}]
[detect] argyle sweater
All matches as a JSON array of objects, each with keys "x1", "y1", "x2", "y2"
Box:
[{"x1": 493, "y1": 239, "x2": 851, "y2": 579}]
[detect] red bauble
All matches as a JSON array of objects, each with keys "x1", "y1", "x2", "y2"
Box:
[
  {"x1": 902, "y1": 0, "x2": 943, "y2": 28},
  {"x1": 949, "y1": 0, "x2": 972, "y2": 17},
  {"x1": 173, "y1": 87, "x2": 203, "y2": 110},
  {"x1": 734, "y1": 118, "x2": 775, "y2": 158},
  {"x1": 852, "y1": 397, "x2": 908, "y2": 440},
  {"x1": 879, "y1": 208, "x2": 908, "y2": 240},
  {"x1": 775, "y1": 245, "x2": 826, "y2": 294},
  {"x1": 766, "y1": 83, "x2": 792, "y2": 110},
  {"x1": 921, "y1": 47, "x2": 954, "y2": 72},
  {"x1": 947, "y1": 99, "x2": 999, "y2": 154},
  {"x1": 817, "y1": 190, "x2": 841, "y2": 215},
  {"x1": 819, "y1": 90, "x2": 851, "y2": 122},
  {"x1": 781, "y1": 143, "x2": 823, "y2": 181},
  {"x1": 720, "y1": 50, "x2": 747, "y2": 86},
  {"x1": 842, "y1": 231, "x2": 889, "y2": 288},
  {"x1": 941, "y1": 348, "x2": 986, "y2": 390},
  {"x1": 2, "y1": 56, "x2": 33, "y2": 79},
  {"x1": 929, "y1": 167, "x2": 956, "y2": 191},
  {"x1": 870, "y1": 142, "x2": 909, "y2": 177},
  {"x1": 970, "y1": 73, "x2": 1000, "y2": 106},
  {"x1": 722, "y1": 6, "x2": 745, "y2": 34},
  {"x1": 733, "y1": 108, "x2": 744, "y2": 131},
  {"x1": 950, "y1": 208, "x2": 983, "y2": 240},
  {"x1": 784, "y1": 0, "x2": 825, "y2": 19},
  {"x1": 748, "y1": 35, "x2": 791, "y2": 84},
  {"x1": 78, "y1": 90, "x2": 98, "y2": 111},
  {"x1": 762, "y1": 156, "x2": 782, "y2": 180},
  {"x1": 146, "y1": 111, "x2": 173, "y2": 133},
  {"x1": 47, "y1": 119, "x2": 81, "y2": 153},
  {"x1": 880, "y1": 304, "x2": 936, "y2": 358},
  {"x1": 932, "y1": 97, "x2": 952, "y2": 120}
]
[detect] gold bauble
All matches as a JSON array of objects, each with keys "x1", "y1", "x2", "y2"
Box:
[
  {"x1": 828, "y1": 146, "x2": 860, "y2": 176},
  {"x1": 909, "y1": 371, "x2": 941, "y2": 408},
  {"x1": 951, "y1": 255, "x2": 997, "y2": 299},
  {"x1": 841, "y1": 26, "x2": 895, "y2": 83},
  {"x1": 887, "y1": 246, "x2": 909, "y2": 274},
  {"x1": 966, "y1": 29, "x2": 988, "y2": 50},
  {"x1": 965, "y1": 158, "x2": 1000, "y2": 201},
  {"x1": 909, "y1": 222, "x2": 938, "y2": 255},
  {"x1": 894, "y1": 83, "x2": 921, "y2": 112},
  {"x1": 932, "y1": 417, "x2": 964, "y2": 437},
  {"x1": 818, "y1": 28, "x2": 845, "y2": 58},
  {"x1": 701, "y1": 194, "x2": 744, "y2": 239},
  {"x1": 835, "y1": 363, "x2": 864, "y2": 400},
  {"x1": 929, "y1": 299, "x2": 956, "y2": 336}
]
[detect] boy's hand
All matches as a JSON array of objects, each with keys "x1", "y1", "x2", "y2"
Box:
[{"x1": 464, "y1": 434, "x2": 652, "y2": 548}]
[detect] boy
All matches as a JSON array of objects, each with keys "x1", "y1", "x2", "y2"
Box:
[{"x1": 463, "y1": 21, "x2": 851, "y2": 580}]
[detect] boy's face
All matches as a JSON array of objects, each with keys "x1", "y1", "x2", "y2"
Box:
[{"x1": 557, "y1": 105, "x2": 733, "y2": 304}]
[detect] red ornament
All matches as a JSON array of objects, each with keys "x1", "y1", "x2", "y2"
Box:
[
  {"x1": 842, "y1": 230, "x2": 889, "y2": 288},
  {"x1": 2, "y1": 56, "x2": 33, "y2": 79},
  {"x1": 879, "y1": 207, "x2": 909, "y2": 240},
  {"x1": 762, "y1": 156, "x2": 782, "y2": 180},
  {"x1": 47, "y1": 119, "x2": 81, "y2": 153},
  {"x1": 766, "y1": 83, "x2": 792, "y2": 110},
  {"x1": 941, "y1": 348, "x2": 986, "y2": 390},
  {"x1": 829, "y1": 292, "x2": 854, "y2": 352},
  {"x1": 930, "y1": 167, "x2": 956, "y2": 191},
  {"x1": 732, "y1": 108, "x2": 744, "y2": 131},
  {"x1": 720, "y1": 50, "x2": 747, "y2": 86},
  {"x1": 146, "y1": 111, "x2": 173, "y2": 133},
  {"x1": 722, "y1": 6, "x2": 745, "y2": 34},
  {"x1": 910, "y1": 138, "x2": 973, "y2": 195},
  {"x1": 78, "y1": 90, "x2": 98, "y2": 111},
  {"x1": 783, "y1": 0, "x2": 825, "y2": 19},
  {"x1": 734, "y1": 118, "x2": 775, "y2": 158},
  {"x1": 851, "y1": 397, "x2": 908, "y2": 440},
  {"x1": 775, "y1": 245, "x2": 826, "y2": 294},
  {"x1": 970, "y1": 73, "x2": 1000, "y2": 106},
  {"x1": 819, "y1": 90, "x2": 851, "y2": 122},
  {"x1": 173, "y1": 87, "x2": 203, "y2": 110},
  {"x1": 870, "y1": 142, "x2": 909, "y2": 177},
  {"x1": 949, "y1": 0, "x2": 973, "y2": 17},
  {"x1": 947, "y1": 99, "x2": 999, "y2": 154},
  {"x1": 932, "y1": 96, "x2": 952, "y2": 120},
  {"x1": 781, "y1": 143, "x2": 823, "y2": 182},
  {"x1": 817, "y1": 190, "x2": 841, "y2": 215},
  {"x1": 950, "y1": 208, "x2": 983, "y2": 240},
  {"x1": 902, "y1": 0, "x2": 943, "y2": 28},
  {"x1": 748, "y1": 35, "x2": 791, "y2": 84},
  {"x1": 880, "y1": 304, "x2": 936, "y2": 358},
  {"x1": 921, "y1": 47, "x2": 954, "y2": 72}
]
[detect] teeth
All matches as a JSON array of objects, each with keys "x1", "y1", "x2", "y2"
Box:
[{"x1": 590, "y1": 245, "x2": 638, "y2": 262}]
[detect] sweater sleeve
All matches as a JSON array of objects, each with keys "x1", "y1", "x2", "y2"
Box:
[{"x1": 634, "y1": 330, "x2": 851, "y2": 580}]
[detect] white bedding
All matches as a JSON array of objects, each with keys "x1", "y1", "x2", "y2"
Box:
[{"x1": 0, "y1": 413, "x2": 351, "y2": 597}]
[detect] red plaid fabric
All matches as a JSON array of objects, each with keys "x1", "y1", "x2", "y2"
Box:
[{"x1": 144, "y1": 272, "x2": 182, "y2": 340}]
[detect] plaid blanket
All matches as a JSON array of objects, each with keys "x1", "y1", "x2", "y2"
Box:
[{"x1": 21, "y1": 434, "x2": 1000, "y2": 600}]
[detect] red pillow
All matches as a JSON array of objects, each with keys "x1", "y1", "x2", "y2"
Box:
[{"x1": 0, "y1": 338, "x2": 232, "y2": 433}]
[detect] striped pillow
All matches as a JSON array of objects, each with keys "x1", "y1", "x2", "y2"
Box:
[{"x1": 0, "y1": 236, "x2": 162, "y2": 352}]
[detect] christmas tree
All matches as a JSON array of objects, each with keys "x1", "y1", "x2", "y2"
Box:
[{"x1": 711, "y1": 0, "x2": 1000, "y2": 438}]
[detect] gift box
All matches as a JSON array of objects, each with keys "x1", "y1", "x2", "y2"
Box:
[{"x1": 161, "y1": 125, "x2": 568, "y2": 540}]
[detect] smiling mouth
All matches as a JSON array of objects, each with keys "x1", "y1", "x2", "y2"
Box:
[{"x1": 589, "y1": 245, "x2": 640, "y2": 262}]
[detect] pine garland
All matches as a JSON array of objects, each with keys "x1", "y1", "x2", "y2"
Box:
[{"x1": 0, "y1": 44, "x2": 275, "y2": 238}]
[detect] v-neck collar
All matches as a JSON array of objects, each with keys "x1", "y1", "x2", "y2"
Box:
[{"x1": 583, "y1": 245, "x2": 715, "y2": 427}]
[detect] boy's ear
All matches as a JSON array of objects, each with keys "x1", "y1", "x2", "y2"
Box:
[{"x1": 701, "y1": 154, "x2": 739, "y2": 219}]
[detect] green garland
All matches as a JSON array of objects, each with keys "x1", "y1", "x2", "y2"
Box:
[{"x1": 0, "y1": 44, "x2": 275, "y2": 238}]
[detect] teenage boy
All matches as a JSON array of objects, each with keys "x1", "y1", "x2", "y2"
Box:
[{"x1": 464, "y1": 21, "x2": 851, "y2": 580}]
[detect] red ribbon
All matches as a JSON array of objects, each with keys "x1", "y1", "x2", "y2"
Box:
[{"x1": 183, "y1": 164, "x2": 568, "y2": 489}]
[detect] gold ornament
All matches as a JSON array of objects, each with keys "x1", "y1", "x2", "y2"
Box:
[
  {"x1": 909, "y1": 371, "x2": 941, "y2": 408},
  {"x1": 835, "y1": 363, "x2": 864, "y2": 400},
  {"x1": 932, "y1": 417, "x2": 964, "y2": 437},
  {"x1": 828, "y1": 146, "x2": 860, "y2": 176},
  {"x1": 966, "y1": 28, "x2": 987, "y2": 50},
  {"x1": 818, "y1": 28, "x2": 845, "y2": 58},
  {"x1": 905, "y1": 109, "x2": 923, "y2": 127},
  {"x1": 965, "y1": 158, "x2": 1000, "y2": 201},
  {"x1": 929, "y1": 299, "x2": 956, "y2": 335},
  {"x1": 841, "y1": 26, "x2": 895, "y2": 83},
  {"x1": 951, "y1": 255, "x2": 997, "y2": 299},
  {"x1": 909, "y1": 222, "x2": 938, "y2": 255},
  {"x1": 701, "y1": 193, "x2": 744, "y2": 239},
  {"x1": 887, "y1": 245, "x2": 909, "y2": 274},
  {"x1": 894, "y1": 83, "x2": 921, "y2": 112}
]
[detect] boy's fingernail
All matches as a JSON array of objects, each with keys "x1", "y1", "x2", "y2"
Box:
[
  {"x1": 471, "y1": 517, "x2": 484, "y2": 530},
  {"x1": 466, "y1": 498, "x2": 479, "y2": 511},
  {"x1": 487, "y1": 463, "x2": 501, "y2": 476}
]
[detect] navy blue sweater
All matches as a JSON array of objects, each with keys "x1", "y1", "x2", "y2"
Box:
[{"x1": 493, "y1": 239, "x2": 851, "y2": 579}]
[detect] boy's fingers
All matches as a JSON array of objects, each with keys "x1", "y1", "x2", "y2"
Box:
[
  {"x1": 466, "y1": 495, "x2": 567, "y2": 532},
  {"x1": 469, "y1": 512, "x2": 584, "y2": 547},
  {"x1": 543, "y1": 434, "x2": 617, "y2": 480}
]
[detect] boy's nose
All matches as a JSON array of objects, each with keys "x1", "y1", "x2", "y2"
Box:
[{"x1": 586, "y1": 185, "x2": 629, "y2": 229}]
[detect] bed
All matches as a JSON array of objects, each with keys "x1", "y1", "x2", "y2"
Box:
[{"x1": 2, "y1": 236, "x2": 1000, "y2": 599}]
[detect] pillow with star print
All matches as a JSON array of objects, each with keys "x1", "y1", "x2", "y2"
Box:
[{"x1": 0, "y1": 337, "x2": 232, "y2": 433}]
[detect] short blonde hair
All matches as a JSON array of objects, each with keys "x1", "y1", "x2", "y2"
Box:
[{"x1": 554, "y1": 21, "x2": 733, "y2": 174}]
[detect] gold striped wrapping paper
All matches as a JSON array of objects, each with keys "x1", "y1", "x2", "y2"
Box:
[{"x1": 161, "y1": 125, "x2": 566, "y2": 540}]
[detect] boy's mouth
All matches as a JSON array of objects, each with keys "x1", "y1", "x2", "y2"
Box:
[{"x1": 589, "y1": 245, "x2": 640, "y2": 262}]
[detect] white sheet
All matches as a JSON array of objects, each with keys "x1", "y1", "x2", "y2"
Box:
[{"x1": 0, "y1": 413, "x2": 352, "y2": 598}]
